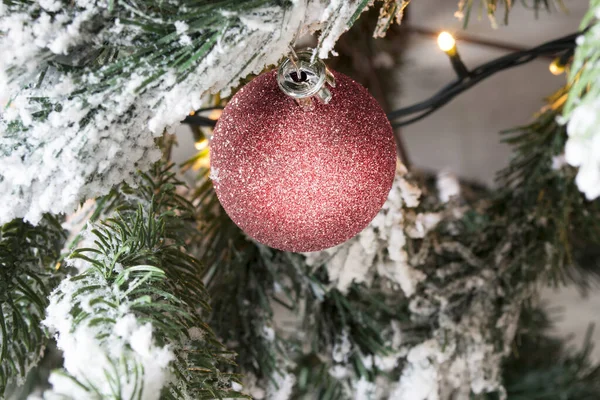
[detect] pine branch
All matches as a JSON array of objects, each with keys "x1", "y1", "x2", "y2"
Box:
[
  {"x1": 0, "y1": 215, "x2": 65, "y2": 396},
  {"x1": 42, "y1": 163, "x2": 245, "y2": 399},
  {"x1": 190, "y1": 166, "x2": 300, "y2": 386},
  {"x1": 293, "y1": 351, "x2": 371, "y2": 400},
  {"x1": 292, "y1": 282, "x2": 413, "y2": 398},
  {"x1": 494, "y1": 88, "x2": 600, "y2": 289},
  {"x1": 456, "y1": 0, "x2": 566, "y2": 28},
  {"x1": 485, "y1": 306, "x2": 600, "y2": 400}
]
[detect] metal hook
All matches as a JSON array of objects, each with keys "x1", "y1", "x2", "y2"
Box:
[
  {"x1": 288, "y1": 45, "x2": 302, "y2": 81},
  {"x1": 277, "y1": 50, "x2": 336, "y2": 109}
]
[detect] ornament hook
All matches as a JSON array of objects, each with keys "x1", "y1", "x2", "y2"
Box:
[
  {"x1": 277, "y1": 50, "x2": 336, "y2": 110},
  {"x1": 288, "y1": 45, "x2": 302, "y2": 79}
]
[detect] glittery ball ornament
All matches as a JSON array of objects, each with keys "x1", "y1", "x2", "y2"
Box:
[{"x1": 210, "y1": 65, "x2": 396, "y2": 252}]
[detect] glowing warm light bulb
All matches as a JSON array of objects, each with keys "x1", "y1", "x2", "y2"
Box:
[
  {"x1": 549, "y1": 58, "x2": 565, "y2": 75},
  {"x1": 209, "y1": 109, "x2": 223, "y2": 120},
  {"x1": 437, "y1": 31, "x2": 456, "y2": 53},
  {"x1": 195, "y1": 139, "x2": 209, "y2": 151}
]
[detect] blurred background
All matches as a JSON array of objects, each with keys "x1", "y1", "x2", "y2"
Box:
[
  {"x1": 175, "y1": 0, "x2": 600, "y2": 362},
  {"x1": 396, "y1": 0, "x2": 600, "y2": 363}
]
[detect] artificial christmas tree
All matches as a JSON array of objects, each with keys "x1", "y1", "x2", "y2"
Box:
[{"x1": 1, "y1": 1, "x2": 600, "y2": 399}]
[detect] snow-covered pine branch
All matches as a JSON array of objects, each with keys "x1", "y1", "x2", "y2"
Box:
[
  {"x1": 0, "y1": 216, "x2": 65, "y2": 396},
  {"x1": 563, "y1": 0, "x2": 600, "y2": 200},
  {"x1": 0, "y1": 0, "x2": 373, "y2": 226},
  {"x1": 42, "y1": 164, "x2": 239, "y2": 399}
]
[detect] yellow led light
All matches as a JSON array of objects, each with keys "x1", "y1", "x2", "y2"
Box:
[
  {"x1": 195, "y1": 139, "x2": 209, "y2": 151},
  {"x1": 549, "y1": 58, "x2": 565, "y2": 76},
  {"x1": 437, "y1": 31, "x2": 456, "y2": 53},
  {"x1": 209, "y1": 109, "x2": 223, "y2": 120},
  {"x1": 192, "y1": 155, "x2": 211, "y2": 171}
]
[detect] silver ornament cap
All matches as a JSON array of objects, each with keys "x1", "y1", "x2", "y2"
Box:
[{"x1": 277, "y1": 50, "x2": 336, "y2": 109}]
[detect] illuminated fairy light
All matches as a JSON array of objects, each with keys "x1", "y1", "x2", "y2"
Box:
[
  {"x1": 437, "y1": 31, "x2": 456, "y2": 53},
  {"x1": 194, "y1": 139, "x2": 209, "y2": 151},
  {"x1": 183, "y1": 33, "x2": 577, "y2": 130},
  {"x1": 437, "y1": 31, "x2": 469, "y2": 79},
  {"x1": 549, "y1": 57, "x2": 566, "y2": 75},
  {"x1": 209, "y1": 109, "x2": 223, "y2": 120}
]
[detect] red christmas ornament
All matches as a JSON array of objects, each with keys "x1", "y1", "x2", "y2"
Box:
[{"x1": 210, "y1": 53, "x2": 396, "y2": 252}]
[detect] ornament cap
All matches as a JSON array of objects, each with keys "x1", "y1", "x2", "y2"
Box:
[{"x1": 277, "y1": 50, "x2": 336, "y2": 109}]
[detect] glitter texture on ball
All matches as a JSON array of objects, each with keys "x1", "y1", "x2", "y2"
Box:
[{"x1": 210, "y1": 70, "x2": 396, "y2": 252}]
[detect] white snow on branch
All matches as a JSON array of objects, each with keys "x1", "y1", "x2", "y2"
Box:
[
  {"x1": 0, "y1": 0, "x2": 368, "y2": 225},
  {"x1": 266, "y1": 371, "x2": 295, "y2": 400},
  {"x1": 389, "y1": 289, "x2": 517, "y2": 400},
  {"x1": 563, "y1": 0, "x2": 600, "y2": 200},
  {"x1": 43, "y1": 274, "x2": 174, "y2": 399},
  {"x1": 40, "y1": 215, "x2": 196, "y2": 399},
  {"x1": 436, "y1": 171, "x2": 460, "y2": 203},
  {"x1": 389, "y1": 340, "x2": 442, "y2": 400}
]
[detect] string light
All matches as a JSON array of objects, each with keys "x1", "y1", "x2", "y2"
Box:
[
  {"x1": 437, "y1": 31, "x2": 470, "y2": 79},
  {"x1": 208, "y1": 109, "x2": 223, "y2": 121},
  {"x1": 549, "y1": 58, "x2": 565, "y2": 75},
  {"x1": 437, "y1": 31, "x2": 456, "y2": 54},
  {"x1": 194, "y1": 138, "x2": 209, "y2": 151},
  {"x1": 549, "y1": 52, "x2": 572, "y2": 76},
  {"x1": 183, "y1": 31, "x2": 580, "y2": 129},
  {"x1": 387, "y1": 31, "x2": 578, "y2": 127}
]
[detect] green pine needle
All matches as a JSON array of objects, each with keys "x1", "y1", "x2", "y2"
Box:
[
  {"x1": 45, "y1": 163, "x2": 246, "y2": 399},
  {"x1": 0, "y1": 216, "x2": 65, "y2": 396}
]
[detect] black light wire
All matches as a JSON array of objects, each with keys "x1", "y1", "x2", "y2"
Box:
[
  {"x1": 183, "y1": 106, "x2": 224, "y2": 127},
  {"x1": 182, "y1": 31, "x2": 579, "y2": 129},
  {"x1": 388, "y1": 31, "x2": 578, "y2": 127}
]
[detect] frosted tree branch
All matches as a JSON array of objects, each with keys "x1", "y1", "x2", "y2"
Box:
[{"x1": 41, "y1": 165, "x2": 238, "y2": 399}]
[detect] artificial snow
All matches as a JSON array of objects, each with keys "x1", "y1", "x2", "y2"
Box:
[
  {"x1": 551, "y1": 154, "x2": 568, "y2": 170},
  {"x1": 353, "y1": 376, "x2": 377, "y2": 399},
  {"x1": 436, "y1": 171, "x2": 460, "y2": 203},
  {"x1": 240, "y1": 373, "x2": 267, "y2": 399},
  {"x1": 43, "y1": 275, "x2": 175, "y2": 400},
  {"x1": 332, "y1": 331, "x2": 352, "y2": 363},
  {"x1": 564, "y1": 100, "x2": 600, "y2": 199},
  {"x1": 565, "y1": 101, "x2": 600, "y2": 200},
  {"x1": 266, "y1": 372, "x2": 295, "y2": 400},
  {"x1": 390, "y1": 341, "x2": 441, "y2": 400}
]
